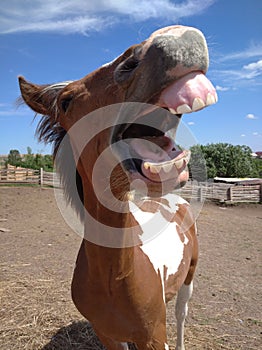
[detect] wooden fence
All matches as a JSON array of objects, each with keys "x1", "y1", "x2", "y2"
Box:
[
  {"x1": 179, "y1": 182, "x2": 262, "y2": 203},
  {"x1": 0, "y1": 168, "x2": 56, "y2": 187},
  {"x1": 0, "y1": 168, "x2": 261, "y2": 203},
  {"x1": 0, "y1": 167, "x2": 40, "y2": 184}
]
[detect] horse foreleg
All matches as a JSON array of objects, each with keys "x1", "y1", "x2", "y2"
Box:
[
  {"x1": 100, "y1": 337, "x2": 129, "y2": 350},
  {"x1": 94, "y1": 329, "x2": 129, "y2": 350},
  {"x1": 175, "y1": 282, "x2": 193, "y2": 350},
  {"x1": 100, "y1": 338, "x2": 129, "y2": 350}
]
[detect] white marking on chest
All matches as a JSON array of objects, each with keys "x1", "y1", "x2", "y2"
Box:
[
  {"x1": 129, "y1": 194, "x2": 189, "y2": 297},
  {"x1": 140, "y1": 215, "x2": 187, "y2": 277}
]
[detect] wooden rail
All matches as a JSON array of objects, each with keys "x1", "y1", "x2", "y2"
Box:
[
  {"x1": 0, "y1": 168, "x2": 261, "y2": 203},
  {"x1": 0, "y1": 168, "x2": 40, "y2": 184},
  {"x1": 179, "y1": 182, "x2": 262, "y2": 203},
  {"x1": 0, "y1": 168, "x2": 56, "y2": 186}
]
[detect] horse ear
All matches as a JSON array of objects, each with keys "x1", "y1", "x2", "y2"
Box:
[{"x1": 18, "y1": 76, "x2": 55, "y2": 116}]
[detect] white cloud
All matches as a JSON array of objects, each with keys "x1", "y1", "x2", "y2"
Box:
[
  {"x1": 0, "y1": 110, "x2": 29, "y2": 117},
  {"x1": 246, "y1": 113, "x2": 258, "y2": 120},
  {"x1": 216, "y1": 85, "x2": 230, "y2": 92},
  {"x1": 4, "y1": 16, "x2": 113, "y2": 35},
  {"x1": 243, "y1": 59, "x2": 262, "y2": 79},
  {"x1": 241, "y1": 134, "x2": 246, "y2": 137},
  {"x1": 253, "y1": 132, "x2": 259, "y2": 136},
  {"x1": 211, "y1": 43, "x2": 262, "y2": 90},
  {"x1": 0, "y1": 103, "x2": 9, "y2": 108},
  {"x1": 0, "y1": 0, "x2": 215, "y2": 35},
  {"x1": 219, "y1": 42, "x2": 262, "y2": 62},
  {"x1": 244, "y1": 60, "x2": 262, "y2": 71},
  {"x1": 187, "y1": 121, "x2": 195, "y2": 125},
  {"x1": 217, "y1": 64, "x2": 262, "y2": 81},
  {"x1": 211, "y1": 59, "x2": 262, "y2": 89},
  {"x1": 0, "y1": 102, "x2": 29, "y2": 117}
]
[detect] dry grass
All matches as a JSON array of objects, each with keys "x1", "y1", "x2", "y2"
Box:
[
  {"x1": 0, "y1": 277, "x2": 140, "y2": 350},
  {"x1": 1, "y1": 276, "x2": 260, "y2": 350},
  {"x1": 0, "y1": 188, "x2": 261, "y2": 349},
  {"x1": 0, "y1": 277, "x2": 99, "y2": 350}
]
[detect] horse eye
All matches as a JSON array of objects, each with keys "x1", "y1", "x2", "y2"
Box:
[
  {"x1": 114, "y1": 57, "x2": 139, "y2": 85},
  {"x1": 61, "y1": 96, "x2": 73, "y2": 113},
  {"x1": 122, "y1": 57, "x2": 139, "y2": 72}
]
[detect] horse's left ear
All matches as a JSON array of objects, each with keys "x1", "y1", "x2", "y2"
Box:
[{"x1": 18, "y1": 76, "x2": 55, "y2": 116}]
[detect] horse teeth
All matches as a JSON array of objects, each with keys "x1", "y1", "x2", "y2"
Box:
[
  {"x1": 163, "y1": 163, "x2": 173, "y2": 173},
  {"x1": 144, "y1": 162, "x2": 150, "y2": 170},
  {"x1": 174, "y1": 158, "x2": 184, "y2": 169},
  {"x1": 184, "y1": 151, "x2": 191, "y2": 163},
  {"x1": 206, "y1": 93, "x2": 216, "y2": 106},
  {"x1": 144, "y1": 152, "x2": 191, "y2": 175},
  {"x1": 168, "y1": 108, "x2": 177, "y2": 114},
  {"x1": 176, "y1": 104, "x2": 192, "y2": 114},
  {"x1": 144, "y1": 163, "x2": 162, "y2": 174},
  {"x1": 150, "y1": 165, "x2": 161, "y2": 174},
  {"x1": 192, "y1": 97, "x2": 205, "y2": 111}
]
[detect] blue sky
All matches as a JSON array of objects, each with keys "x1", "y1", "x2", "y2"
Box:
[{"x1": 0, "y1": 0, "x2": 261, "y2": 155}]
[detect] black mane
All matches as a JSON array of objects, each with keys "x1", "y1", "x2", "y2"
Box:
[{"x1": 26, "y1": 82, "x2": 85, "y2": 222}]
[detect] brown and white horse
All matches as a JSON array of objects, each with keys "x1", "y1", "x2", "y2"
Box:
[{"x1": 19, "y1": 26, "x2": 217, "y2": 350}]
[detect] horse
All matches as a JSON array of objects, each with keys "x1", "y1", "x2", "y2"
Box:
[{"x1": 18, "y1": 25, "x2": 217, "y2": 350}]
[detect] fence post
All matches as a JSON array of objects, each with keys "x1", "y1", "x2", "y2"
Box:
[
  {"x1": 40, "y1": 168, "x2": 43, "y2": 187},
  {"x1": 198, "y1": 186, "x2": 204, "y2": 202},
  {"x1": 228, "y1": 186, "x2": 233, "y2": 202}
]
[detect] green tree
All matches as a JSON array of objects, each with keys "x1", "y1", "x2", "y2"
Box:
[
  {"x1": 23, "y1": 148, "x2": 35, "y2": 169},
  {"x1": 252, "y1": 157, "x2": 262, "y2": 177},
  {"x1": 7, "y1": 149, "x2": 22, "y2": 166},
  {"x1": 190, "y1": 143, "x2": 259, "y2": 179},
  {"x1": 7, "y1": 147, "x2": 54, "y2": 172},
  {"x1": 42, "y1": 154, "x2": 53, "y2": 171},
  {"x1": 188, "y1": 145, "x2": 208, "y2": 182}
]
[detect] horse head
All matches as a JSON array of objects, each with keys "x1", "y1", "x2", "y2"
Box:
[{"x1": 19, "y1": 25, "x2": 216, "y2": 209}]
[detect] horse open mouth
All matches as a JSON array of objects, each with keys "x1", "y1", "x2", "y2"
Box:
[{"x1": 112, "y1": 71, "x2": 217, "y2": 185}]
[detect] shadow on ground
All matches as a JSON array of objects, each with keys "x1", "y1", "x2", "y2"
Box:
[{"x1": 41, "y1": 321, "x2": 137, "y2": 350}]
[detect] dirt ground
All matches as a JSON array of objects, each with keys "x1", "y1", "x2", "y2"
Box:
[{"x1": 0, "y1": 187, "x2": 261, "y2": 350}]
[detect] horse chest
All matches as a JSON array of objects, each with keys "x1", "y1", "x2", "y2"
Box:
[
  {"x1": 129, "y1": 195, "x2": 190, "y2": 300},
  {"x1": 141, "y1": 220, "x2": 187, "y2": 276}
]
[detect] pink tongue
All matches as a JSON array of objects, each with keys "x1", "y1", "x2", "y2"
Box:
[
  {"x1": 159, "y1": 71, "x2": 216, "y2": 111},
  {"x1": 129, "y1": 136, "x2": 173, "y2": 162}
]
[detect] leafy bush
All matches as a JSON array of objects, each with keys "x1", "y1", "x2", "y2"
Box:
[
  {"x1": 189, "y1": 143, "x2": 260, "y2": 180},
  {"x1": 6, "y1": 147, "x2": 53, "y2": 172}
]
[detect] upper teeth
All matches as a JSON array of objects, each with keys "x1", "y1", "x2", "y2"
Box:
[
  {"x1": 192, "y1": 97, "x2": 205, "y2": 111},
  {"x1": 177, "y1": 104, "x2": 192, "y2": 114},
  {"x1": 206, "y1": 92, "x2": 217, "y2": 106},
  {"x1": 168, "y1": 93, "x2": 218, "y2": 115}
]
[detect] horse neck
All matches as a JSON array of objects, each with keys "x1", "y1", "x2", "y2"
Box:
[{"x1": 81, "y1": 177, "x2": 140, "y2": 278}]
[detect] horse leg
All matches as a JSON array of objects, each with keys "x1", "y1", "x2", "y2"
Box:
[
  {"x1": 135, "y1": 342, "x2": 168, "y2": 350},
  {"x1": 135, "y1": 341, "x2": 169, "y2": 350},
  {"x1": 175, "y1": 282, "x2": 193, "y2": 350},
  {"x1": 100, "y1": 337, "x2": 128, "y2": 350},
  {"x1": 135, "y1": 326, "x2": 168, "y2": 350},
  {"x1": 94, "y1": 329, "x2": 129, "y2": 350},
  {"x1": 100, "y1": 338, "x2": 129, "y2": 350}
]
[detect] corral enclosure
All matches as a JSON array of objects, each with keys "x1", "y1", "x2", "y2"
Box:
[
  {"x1": 0, "y1": 167, "x2": 261, "y2": 203},
  {"x1": 0, "y1": 187, "x2": 261, "y2": 349}
]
